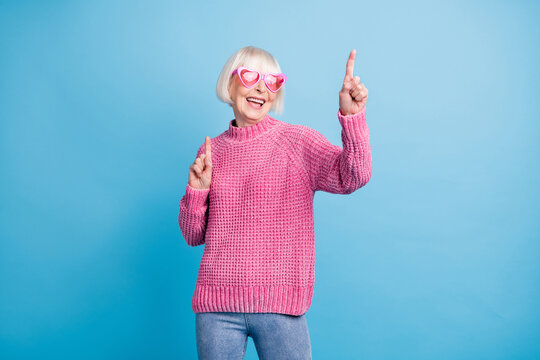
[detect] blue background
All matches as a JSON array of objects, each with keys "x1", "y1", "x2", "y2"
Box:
[{"x1": 1, "y1": 0, "x2": 539, "y2": 359}]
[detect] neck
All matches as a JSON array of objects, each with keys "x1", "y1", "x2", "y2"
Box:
[{"x1": 232, "y1": 109, "x2": 267, "y2": 128}]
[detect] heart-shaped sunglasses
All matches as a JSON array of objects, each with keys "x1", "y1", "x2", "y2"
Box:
[{"x1": 231, "y1": 66, "x2": 287, "y2": 93}]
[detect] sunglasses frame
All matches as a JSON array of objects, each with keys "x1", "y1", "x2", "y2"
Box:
[{"x1": 231, "y1": 66, "x2": 287, "y2": 93}]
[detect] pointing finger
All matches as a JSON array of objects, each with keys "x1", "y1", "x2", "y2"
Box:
[
  {"x1": 205, "y1": 136, "x2": 212, "y2": 164},
  {"x1": 344, "y1": 49, "x2": 356, "y2": 81}
]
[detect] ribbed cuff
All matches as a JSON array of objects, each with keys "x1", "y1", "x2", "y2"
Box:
[
  {"x1": 337, "y1": 106, "x2": 369, "y2": 142},
  {"x1": 183, "y1": 183, "x2": 210, "y2": 211}
]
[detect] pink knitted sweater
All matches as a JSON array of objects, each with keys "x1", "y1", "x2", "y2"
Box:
[{"x1": 179, "y1": 107, "x2": 371, "y2": 316}]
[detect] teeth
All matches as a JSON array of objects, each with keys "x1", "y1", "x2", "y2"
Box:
[{"x1": 247, "y1": 97, "x2": 264, "y2": 105}]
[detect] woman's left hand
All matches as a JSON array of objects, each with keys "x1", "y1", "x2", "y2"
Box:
[{"x1": 339, "y1": 49, "x2": 368, "y2": 116}]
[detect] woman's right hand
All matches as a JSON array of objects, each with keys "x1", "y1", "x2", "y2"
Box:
[{"x1": 188, "y1": 136, "x2": 212, "y2": 190}]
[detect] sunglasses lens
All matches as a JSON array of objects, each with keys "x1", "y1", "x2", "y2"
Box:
[
  {"x1": 236, "y1": 68, "x2": 286, "y2": 92},
  {"x1": 266, "y1": 74, "x2": 285, "y2": 92},
  {"x1": 239, "y1": 69, "x2": 260, "y2": 87}
]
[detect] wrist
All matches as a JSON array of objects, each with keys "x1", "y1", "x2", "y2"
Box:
[{"x1": 338, "y1": 106, "x2": 365, "y2": 117}]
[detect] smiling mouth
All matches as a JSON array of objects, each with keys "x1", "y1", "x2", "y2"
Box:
[{"x1": 246, "y1": 97, "x2": 265, "y2": 108}]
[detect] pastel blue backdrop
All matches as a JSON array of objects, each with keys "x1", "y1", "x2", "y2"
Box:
[{"x1": 1, "y1": 0, "x2": 539, "y2": 359}]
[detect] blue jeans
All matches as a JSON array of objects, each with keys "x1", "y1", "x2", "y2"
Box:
[{"x1": 195, "y1": 312, "x2": 312, "y2": 359}]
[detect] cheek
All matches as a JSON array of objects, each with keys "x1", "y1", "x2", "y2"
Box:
[
  {"x1": 236, "y1": 88, "x2": 249, "y2": 100},
  {"x1": 229, "y1": 81, "x2": 245, "y2": 100},
  {"x1": 267, "y1": 94, "x2": 277, "y2": 106}
]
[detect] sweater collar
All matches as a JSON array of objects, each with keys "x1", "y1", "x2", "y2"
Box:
[{"x1": 224, "y1": 113, "x2": 279, "y2": 142}]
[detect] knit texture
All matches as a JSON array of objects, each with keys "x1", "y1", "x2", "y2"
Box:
[{"x1": 179, "y1": 107, "x2": 372, "y2": 316}]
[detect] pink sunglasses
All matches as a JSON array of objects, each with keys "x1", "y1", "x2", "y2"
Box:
[{"x1": 231, "y1": 66, "x2": 287, "y2": 93}]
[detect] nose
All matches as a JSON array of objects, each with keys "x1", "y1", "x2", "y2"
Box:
[{"x1": 255, "y1": 79, "x2": 267, "y2": 93}]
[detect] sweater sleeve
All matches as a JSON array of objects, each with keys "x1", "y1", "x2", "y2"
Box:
[
  {"x1": 178, "y1": 144, "x2": 210, "y2": 246},
  {"x1": 300, "y1": 106, "x2": 372, "y2": 194}
]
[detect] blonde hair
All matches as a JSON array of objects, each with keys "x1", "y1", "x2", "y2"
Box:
[{"x1": 216, "y1": 46, "x2": 285, "y2": 115}]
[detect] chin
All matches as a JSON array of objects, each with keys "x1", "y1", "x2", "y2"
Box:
[{"x1": 245, "y1": 107, "x2": 266, "y2": 118}]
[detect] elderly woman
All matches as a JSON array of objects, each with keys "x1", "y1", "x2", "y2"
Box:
[{"x1": 179, "y1": 45, "x2": 371, "y2": 359}]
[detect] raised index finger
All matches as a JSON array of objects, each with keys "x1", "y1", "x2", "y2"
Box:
[
  {"x1": 205, "y1": 136, "x2": 212, "y2": 160},
  {"x1": 344, "y1": 49, "x2": 356, "y2": 81}
]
